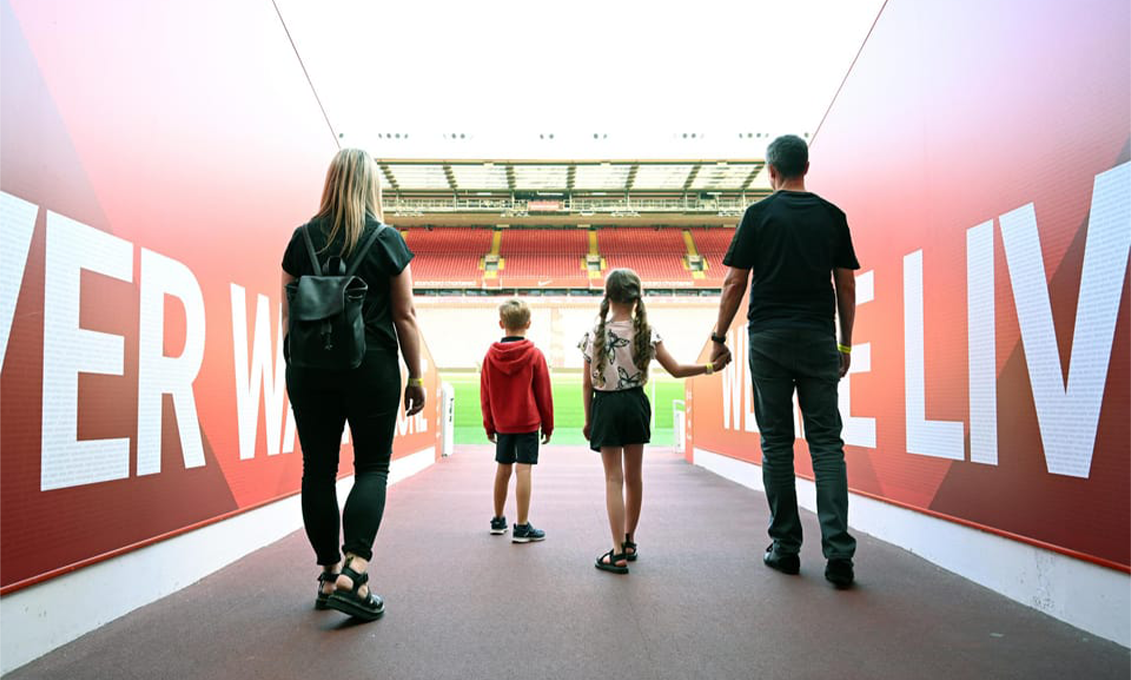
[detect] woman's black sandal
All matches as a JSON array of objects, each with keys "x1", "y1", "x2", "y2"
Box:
[
  {"x1": 623, "y1": 536, "x2": 638, "y2": 562},
  {"x1": 595, "y1": 549, "x2": 630, "y2": 574},
  {"x1": 314, "y1": 571, "x2": 339, "y2": 610},
  {"x1": 326, "y1": 562, "x2": 385, "y2": 621}
]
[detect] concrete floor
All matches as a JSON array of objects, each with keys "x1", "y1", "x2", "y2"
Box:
[{"x1": 9, "y1": 445, "x2": 1129, "y2": 679}]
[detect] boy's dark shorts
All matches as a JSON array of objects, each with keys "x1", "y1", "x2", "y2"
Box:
[{"x1": 495, "y1": 431, "x2": 540, "y2": 465}]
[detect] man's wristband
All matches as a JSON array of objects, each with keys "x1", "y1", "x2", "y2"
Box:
[
  {"x1": 710, "y1": 332, "x2": 727, "y2": 344},
  {"x1": 704, "y1": 362, "x2": 714, "y2": 376},
  {"x1": 408, "y1": 377, "x2": 424, "y2": 387},
  {"x1": 837, "y1": 344, "x2": 852, "y2": 355}
]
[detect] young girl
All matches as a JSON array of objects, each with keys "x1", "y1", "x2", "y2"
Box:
[{"x1": 580, "y1": 268, "x2": 729, "y2": 574}]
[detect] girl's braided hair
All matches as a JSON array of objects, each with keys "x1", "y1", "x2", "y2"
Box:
[{"x1": 592, "y1": 268, "x2": 653, "y2": 387}]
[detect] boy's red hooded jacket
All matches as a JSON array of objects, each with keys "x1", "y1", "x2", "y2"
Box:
[{"x1": 480, "y1": 338, "x2": 554, "y2": 438}]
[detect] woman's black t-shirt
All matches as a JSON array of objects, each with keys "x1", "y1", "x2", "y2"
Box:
[{"x1": 281, "y1": 216, "x2": 414, "y2": 353}]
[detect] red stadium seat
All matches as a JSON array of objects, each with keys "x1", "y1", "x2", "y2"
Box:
[
  {"x1": 402, "y1": 228, "x2": 493, "y2": 286},
  {"x1": 598, "y1": 228, "x2": 690, "y2": 283},
  {"x1": 498, "y1": 229, "x2": 589, "y2": 286},
  {"x1": 689, "y1": 227, "x2": 736, "y2": 282}
]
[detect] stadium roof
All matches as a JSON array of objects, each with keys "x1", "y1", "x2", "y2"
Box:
[
  {"x1": 378, "y1": 159, "x2": 769, "y2": 226},
  {"x1": 379, "y1": 159, "x2": 770, "y2": 195}
]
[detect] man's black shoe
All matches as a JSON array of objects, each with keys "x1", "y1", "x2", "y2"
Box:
[
  {"x1": 825, "y1": 558, "x2": 854, "y2": 588},
  {"x1": 763, "y1": 544, "x2": 800, "y2": 575}
]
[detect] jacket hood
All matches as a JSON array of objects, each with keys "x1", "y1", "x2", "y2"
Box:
[{"x1": 486, "y1": 339, "x2": 536, "y2": 376}]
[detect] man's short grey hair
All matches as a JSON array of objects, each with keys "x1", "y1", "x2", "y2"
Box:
[{"x1": 766, "y1": 134, "x2": 809, "y2": 179}]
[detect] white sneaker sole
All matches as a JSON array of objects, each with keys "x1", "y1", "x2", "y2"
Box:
[
  {"x1": 512, "y1": 535, "x2": 545, "y2": 543},
  {"x1": 490, "y1": 529, "x2": 507, "y2": 535}
]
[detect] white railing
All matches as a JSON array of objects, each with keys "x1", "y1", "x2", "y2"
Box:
[{"x1": 387, "y1": 196, "x2": 754, "y2": 215}]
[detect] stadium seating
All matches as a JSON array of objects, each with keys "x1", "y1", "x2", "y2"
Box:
[
  {"x1": 688, "y1": 227, "x2": 736, "y2": 255},
  {"x1": 689, "y1": 228, "x2": 736, "y2": 282},
  {"x1": 498, "y1": 229, "x2": 589, "y2": 283},
  {"x1": 403, "y1": 227, "x2": 734, "y2": 289},
  {"x1": 402, "y1": 227, "x2": 493, "y2": 254},
  {"x1": 597, "y1": 228, "x2": 691, "y2": 282},
  {"x1": 401, "y1": 228, "x2": 493, "y2": 285}
]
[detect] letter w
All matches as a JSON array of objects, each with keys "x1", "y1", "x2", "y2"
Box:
[
  {"x1": 999, "y1": 162, "x2": 1130, "y2": 478},
  {"x1": 230, "y1": 284, "x2": 286, "y2": 460}
]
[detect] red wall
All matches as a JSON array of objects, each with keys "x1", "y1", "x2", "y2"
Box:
[
  {"x1": 688, "y1": 0, "x2": 1130, "y2": 570},
  {"x1": 0, "y1": 0, "x2": 441, "y2": 592}
]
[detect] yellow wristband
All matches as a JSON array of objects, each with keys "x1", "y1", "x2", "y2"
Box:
[
  {"x1": 408, "y1": 377, "x2": 424, "y2": 387},
  {"x1": 704, "y1": 363, "x2": 714, "y2": 375},
  {"x1": 837, "y1": 344, "x2": 852, "y2": 354}
]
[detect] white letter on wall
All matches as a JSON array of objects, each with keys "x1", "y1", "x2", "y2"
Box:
[
  {"x1": 721, "y1": 328, "x2": 743, "y2": 431},
  {"x1": 903, "y1": 250, "x2": 964, "y2": 459},
  {"x1": 230, "y1": 285, "x2": 286, "y2": 460},
  {"x1": 967, "y1": 221, "x2": 997, "y2": 465},
  {"x1": 998, "y1": 162, "x2": 1130, "y2": 478},
  {"x1": 1, "y1": 192, "x2": 38, "y2": 371},
  {"x1": 739, "y1": 332, "x2": 759, "y2": 433},
  {"x1": 838, "y1": 269, "x2": 876, "y2": 448},
  {"x1": 41, "y1": 212, "x2": 133, "y2": 490},
  {"x1": 137, "y1": 248, "x2": 207, "y2": 475}
]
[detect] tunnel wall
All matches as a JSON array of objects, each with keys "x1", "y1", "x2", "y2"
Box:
[
  {"x1": 0, "y1": 1, "x2": 442, "y2": 668},
  {"x1": 686, "y1": 0, "x2": 1129, "y2": 645}
]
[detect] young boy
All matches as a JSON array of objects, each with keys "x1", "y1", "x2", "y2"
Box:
[{"x1": 480, "y1": 299, "x2": 554, "y2": 542}]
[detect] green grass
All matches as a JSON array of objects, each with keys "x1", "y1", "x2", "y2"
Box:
[{"x1": 443, "y1": 370, "x2": 686, "y2": 447}]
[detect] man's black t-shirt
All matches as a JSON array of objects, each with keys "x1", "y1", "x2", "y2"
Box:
[
  {"x1": 282, "y1": 216, "x2": 414, "y2": 353},
  {"x1": 723, "y1": 191, "x2": 859, "y2": 333}
]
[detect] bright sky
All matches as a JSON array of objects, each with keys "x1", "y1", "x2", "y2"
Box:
[{"x1": 275, "y1": 0, "x2": 886, "y2": 158}]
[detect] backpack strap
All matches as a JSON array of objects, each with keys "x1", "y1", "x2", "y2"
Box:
[
  {"x1": 300, "y1": 225, "x2": 323, "y2": 276},
  {"x1": 344, "y1": 223, "x2": 386, "y2": 277}
]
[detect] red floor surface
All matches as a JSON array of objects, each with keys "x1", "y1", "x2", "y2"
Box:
[{"x1": 9, "y1": 446, "x2": 1128, "y2": 679}]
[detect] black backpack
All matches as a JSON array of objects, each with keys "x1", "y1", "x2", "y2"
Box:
[{"x1": 285, "y1": 223, "x2": 384, "y2": 370}]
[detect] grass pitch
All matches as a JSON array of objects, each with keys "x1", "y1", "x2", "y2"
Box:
[{"x1": 442, "y1": 370, "x2": 685, "y2": 448}]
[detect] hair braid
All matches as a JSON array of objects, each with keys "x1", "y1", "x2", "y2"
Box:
[
  {"x1": 632, "y1": 295, "x2": 653, "y2": 381},
  {"x1": 592, "y1": 297, "x2": 611, "y2": 387}
]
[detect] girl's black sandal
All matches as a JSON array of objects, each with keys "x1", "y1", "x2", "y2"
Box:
[
  {"x1": 326, "y1": 562, "x2": 385, "y2": 621},
  {"x1": 623, "y1": 536, "x2": 638, "y2": 562},
  {"x1": 595, "y1": 549, "x2": 630, "y2": 574}
]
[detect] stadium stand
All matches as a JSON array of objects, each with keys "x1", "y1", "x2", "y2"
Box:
[
  {"x1": 403, "y1": 226, "x2": 735, "y2": 290},
  {"x1": 598, "y1": 227, "x2": 691, "y2": 283},
  {"x1": 498, "y1": 229, "x2": 589, "y2": 285},
  {"x1": 402, "y1": 228, "x2": 493, "y2": 286},
  {"x1": 689, "y1": 227, "x2": 736, "y2": 283},
  {"x1": 402, "y1": 227, "x2": 493, "y2": 254}
]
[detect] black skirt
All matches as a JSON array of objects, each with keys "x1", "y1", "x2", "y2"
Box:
[{"x1": 588, "y1": 387, "x2": 651, "y2": 452}]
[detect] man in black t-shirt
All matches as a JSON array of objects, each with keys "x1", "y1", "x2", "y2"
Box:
[{"x1": 710, "y1": 134, "x2": 859, "y2": 587}]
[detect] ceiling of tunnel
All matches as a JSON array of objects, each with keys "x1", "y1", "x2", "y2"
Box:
[{"x1": 270, "y1": 0, "x2": 886, "y2": 159}]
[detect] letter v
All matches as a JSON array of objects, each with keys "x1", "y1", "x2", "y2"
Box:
[
  {"x1": 999, "y1": 162, "x2": 1130, "y2": 478},
  {"x1": 1, "y1": 191, "x2": 39, "y2": 370}
]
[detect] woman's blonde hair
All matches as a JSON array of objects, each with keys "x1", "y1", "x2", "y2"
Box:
[
  {"x1": 314, "y1": 148, "x2": 385, "y2": 257},
  {"x1": 592, "y1": 268, "x2": 653, "y2": 387}
]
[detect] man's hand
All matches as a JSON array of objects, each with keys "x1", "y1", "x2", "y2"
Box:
[
  {"x1": 487, "y1": 432, "x2": 496, "y2": 443},
  {"x1": 541, "y1": 432, "x2": 551, "y2": 445},
  {"x1": 838, "y1": 352, "x2": 851, "y2": 379},
  {"x1": 582, "y1": 422, "x2": 591, "y2": 441},
  {"x1": 404, "y1": 384, "x2": 425, "y2": 416},
  {"x1": 710, "y1": 342, "x2": 732, "y2": 368}
]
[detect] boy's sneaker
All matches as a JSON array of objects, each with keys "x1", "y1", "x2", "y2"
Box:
[
  {"x1": 490, "y1": 516, "x2": 507, "y2": 535},
  {"x1": 511, "y1": 523, "x2": 545, "y2": 543}
]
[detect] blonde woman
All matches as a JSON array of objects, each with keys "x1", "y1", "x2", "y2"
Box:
[
  {"x1": 579, "y1": 269, "x2": 730, "y2": 573},
  {"x1": 281, "y1": 148, "x2": 424, "y2": 621}
]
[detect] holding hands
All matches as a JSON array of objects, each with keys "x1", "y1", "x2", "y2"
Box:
[
  {"x1": 708, "y1": 331, "x2": 732, "y2": 374},
  {"x1": 709, "y1": 343, "x2": 732, "y2": 372}
]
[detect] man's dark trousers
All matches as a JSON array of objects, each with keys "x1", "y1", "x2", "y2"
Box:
[{"x1": 749, "y1": 328, "x2": 856, "y2": 560}]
